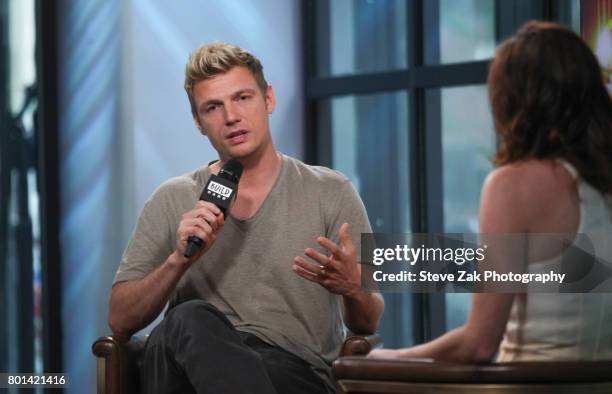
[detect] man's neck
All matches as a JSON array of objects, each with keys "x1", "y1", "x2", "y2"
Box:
[
  {"x1": 213, "y1": 144, "x2": 281, "y2": 221},
  {"x1": 237, "y1": 146, "x2": 281, "y2": 189},
  {"x1": 212, "y1": 144, "x2": 281, "y2": 190}
]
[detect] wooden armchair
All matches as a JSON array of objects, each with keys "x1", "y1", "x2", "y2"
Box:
[
  {"x1": 92, "y1": 336, "x2": 146, "y2": 394},
  {"x1": 92, "y1": 334, "x2": 381, "y2": 394}
]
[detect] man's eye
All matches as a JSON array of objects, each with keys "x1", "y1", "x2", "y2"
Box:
[
  {"x1": 206, "y1": 105, "x2": 218, "y2": 113},
  {"x1": 239, "y1": 95, "x2": 251, "y2": 101}
]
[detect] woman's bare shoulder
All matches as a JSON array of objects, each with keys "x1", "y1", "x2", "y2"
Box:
[
  {"x1": 481, "y1": 159, "x2": 576, "y2": 232},
  {"x1": 484, "y1": 159, "x2": 572, "y2": 199}
]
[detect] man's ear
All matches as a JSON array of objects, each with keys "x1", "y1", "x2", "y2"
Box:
[
  {"x1": 265, "y1": 85, "x2": 276, "y2": 114},
  {"x1": 192, "y1": 113, "x2": 206, "y2": 135}
]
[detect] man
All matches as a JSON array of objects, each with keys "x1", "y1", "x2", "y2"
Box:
[{"x1": 108, "y1": 42, "x2": 384, "y2": 394}]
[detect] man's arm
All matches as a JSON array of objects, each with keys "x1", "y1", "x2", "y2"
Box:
[
  {"x1": 108, "y1": 201, "x2": 223, "y2": 341},
  {"x1": 341, "y1": 279, "x2": 385, "y2": 335},
  {"x1": 293, "y1": 223, "x2": 384, "y2": 334},
  {"x1": 109, "y1": 252, "x2": 189, "y2": 341}
]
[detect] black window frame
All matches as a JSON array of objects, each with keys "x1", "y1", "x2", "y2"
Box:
[
  {"x1": 0, "y1": 0, "x2": 63, "y2": 381},
  {"x1": 303, "y1": 0, "x2": 571, "y2": 344}
]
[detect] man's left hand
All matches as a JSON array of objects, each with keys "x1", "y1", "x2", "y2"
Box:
[{"x1": 293, "y1": 222, "x2": 361, "y2": 296}]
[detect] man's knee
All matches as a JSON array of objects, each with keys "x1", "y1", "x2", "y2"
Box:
[
  {"x1": 164, "y1": 300, "x2": 233, "y2": 332},
  {"x1": 145, "y1": 300, "x2": 236, "y2": 356}
]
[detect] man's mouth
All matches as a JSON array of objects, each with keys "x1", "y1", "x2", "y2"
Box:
[{"x1": 226, "y1": 130, "x2": 248, "y2": 144}]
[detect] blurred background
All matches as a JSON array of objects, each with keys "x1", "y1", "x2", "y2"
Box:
[{"x1": 0, "y1": 0, "x2": 583, "y2": 392}]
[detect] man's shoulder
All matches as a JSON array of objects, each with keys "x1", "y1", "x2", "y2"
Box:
[
  {"x1": 148, "y1": 165, "x2": 210, "y2": 202},
  {"x1": 282, "y1": 154, "x2": 350, "y2": 187}
]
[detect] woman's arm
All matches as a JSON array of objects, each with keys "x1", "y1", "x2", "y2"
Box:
[{"x1": 369, "y1": 166, "x2": 529, "y2": 363}]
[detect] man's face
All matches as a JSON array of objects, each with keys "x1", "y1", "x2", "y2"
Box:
[{"x1": 191, "y1": 66, "x2": 275, "y2": 161}]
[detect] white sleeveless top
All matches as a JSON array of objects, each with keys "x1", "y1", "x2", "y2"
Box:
[{"x1": 497, "y1": 161, "x2": 612, "y2": 361}]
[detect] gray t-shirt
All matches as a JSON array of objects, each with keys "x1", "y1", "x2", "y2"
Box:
[{"x1": 114, "y1": 153, "x2": 372, "y2": 387}]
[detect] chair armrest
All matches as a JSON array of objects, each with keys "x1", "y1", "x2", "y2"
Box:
[
  {"x1": 92, "y1": 335, "x2": 146, "y2": 394},
  {"x1": 333, "y1": 357, "x2": 612, "y2": 384},
  {"x1": 339, "y1": 334, "x2": 382, "y2": 357}
]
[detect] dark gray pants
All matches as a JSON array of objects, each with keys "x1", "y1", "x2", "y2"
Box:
[{"x1": 141, "y1": 300, "x2": 331, "y2": 394}]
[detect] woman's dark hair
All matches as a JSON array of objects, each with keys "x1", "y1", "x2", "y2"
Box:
[{"x1": 489, "y1": 20, "x2": 612, "y2": 194}]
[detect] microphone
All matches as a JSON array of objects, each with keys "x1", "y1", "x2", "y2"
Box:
[{"x1": 184, "y1": 159, "x2": 243, "y2": 258}]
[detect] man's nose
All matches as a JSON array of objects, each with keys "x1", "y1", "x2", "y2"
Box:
[{"x1": 224, "y1": 102, "x2": 240, "y2": 125}]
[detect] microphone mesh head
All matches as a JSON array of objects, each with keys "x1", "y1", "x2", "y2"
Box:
[{"x1": 219, "y1": 159, "x2": 243, "y2": 183}]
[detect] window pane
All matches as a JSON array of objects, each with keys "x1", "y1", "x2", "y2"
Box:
[
  {"x1": 441, "y1": 85, "x2": 493, "y2": 234},
  {"x1": 314, "y1": 0, "x2": 407, "y2": 77},
  {"x1": 433, "y1": 85, "x2": 495, "y2": 329},
  {"x1": 555, "y1": 0, "x2": 581, "y2": 32},
  {"x1": 424, "y1": 0, "x2": 495, "y2": 65},
  {"x1": 2, "y1": 0, "x2": 42, "y2": 375},
  {"x1": 319, "y1": 91, "x2": 413, "y2": 346},
  {"x1": 328, "y1": 92, "x2": 410, "y2": 233}
]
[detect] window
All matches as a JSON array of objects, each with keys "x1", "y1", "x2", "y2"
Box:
[
  {"x1": 305, "y1": 0, "x2": 581, "y2": 345},
  {"x1": 435, "y1": 85, "x2": 494, "y2": 330},
  {"x1": 314, "y1": 0, "x2": 407, "y2": 77},
  {"x1": 425, "y1": 0, "x2": 496, "y2": 65},
  {"x1": 319, "y1": 91, "x2": 412, "y2": 346},
  {"x1": 1, "y1": 0, "x2": 62, "y2": 381},
  {"x1": 1, "y1": 0, "x2": 41, "y2": 376}
]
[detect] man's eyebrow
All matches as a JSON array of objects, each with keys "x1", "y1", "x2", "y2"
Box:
[
  {"x1": 233, "y1": 88, "x2": 257, "y2": 97},
  {"x1": 199, "y1": 88, "x2": 258, "y2": 111}
]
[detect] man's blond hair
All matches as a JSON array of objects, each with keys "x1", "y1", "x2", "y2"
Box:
[{"x1": 184, "y1": 42, "x2": 268, "y2": 114}]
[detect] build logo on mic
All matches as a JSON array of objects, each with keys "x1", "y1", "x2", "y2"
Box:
[
  {"x1": 201, "y1": 174, "x2": 238, "y2": 213},
  {"x1": 207, "y1": 180, "x2": 233, "y2": 200}
]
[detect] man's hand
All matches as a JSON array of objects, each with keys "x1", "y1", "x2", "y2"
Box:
[
  {"x1": 170, "y1": 201, "x2": 225, "y2": 267},
  {"x1": 293, "y1": 222, "x2": 384, "y2": 334},
  {"x1": 292, "y1": 223, "x2": 361, "y2": 296},
  {"x1": 109, "y1": 202, "x2": 224, "y2": 340}
]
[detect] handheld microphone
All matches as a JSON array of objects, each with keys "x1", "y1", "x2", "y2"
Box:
[{"x1": 184, "y1": 159, "x2": 243, "y2": 258}]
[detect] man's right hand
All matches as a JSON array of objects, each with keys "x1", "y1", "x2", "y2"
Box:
[
  {"x1": 170, "y1": 201, "x2": 225, "y2": 267},
  {"x1": 110, "y1": 204, "x2": 224, "y2": 340}
]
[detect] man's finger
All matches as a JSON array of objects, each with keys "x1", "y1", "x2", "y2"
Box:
[
  {"x1": 194, "y1": 209, "x2": 220, "y2": 230},
  {"x1": 184, "y1": 204, "x2": 221, "y2": 221},
  {"x1": 184, "y1": 225, "x2": 212, "y2": 245},
  {"x1": 304, "y1": 248, "x2": 333, "y2": 268},
  {"x1": 339, "y1": 222, "x2": 354, "y2": 249},
  {"x1": 196, "y1": 200, "x2": 221, "y2": 215},
  {"x1": 292, "y1": 260, "x2": 322, "y2": 283},
  {"x1": 186, "y1": 217, "x2": 214, "y2": 233},
  {"x1": 317, "y1": 237, "x2": 344, "y2": 260},
  {"x1": 294, "y1": 256, "x2": 324, "y2": 276}
]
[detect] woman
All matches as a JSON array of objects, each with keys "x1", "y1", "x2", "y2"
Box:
[{"x1": 369, "y1": 21, "x2": 612, "y2": 363}]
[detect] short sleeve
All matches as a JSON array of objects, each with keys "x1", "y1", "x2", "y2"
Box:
[
  {"x1": 325, "y1": 179, "x2": 373, "y2": 263},
  {"x1": 113, "y1": 186, "x2": 177, "y2": 284}
]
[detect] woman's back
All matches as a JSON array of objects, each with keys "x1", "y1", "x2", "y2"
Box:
[
  {"x1": 367, "y1": 21, "x2": 612, "y2": 365},
  {"x1": 494, "y1": 159, "x2": 612, "y2": 361}
]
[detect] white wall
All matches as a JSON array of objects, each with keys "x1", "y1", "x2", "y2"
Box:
[
  {"x1": 59, "y1": 1, "x2": 303, "y2": 391},
  {"x1": 120, "y1": 0, "x2": 304, "y2": 237}
]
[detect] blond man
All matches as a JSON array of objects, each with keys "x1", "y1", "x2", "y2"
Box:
[{"x1": 108, "y1": 43, "x2": 383, "y2": 394}]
